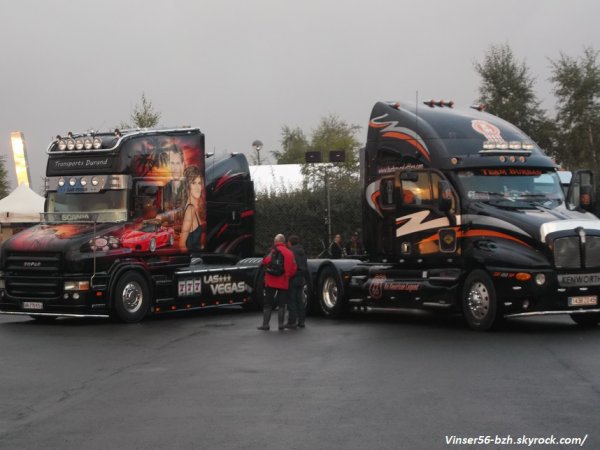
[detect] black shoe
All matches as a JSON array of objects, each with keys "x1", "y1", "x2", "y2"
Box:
[
  {"x1": 278, "y1": 326, "x2": 285, "y2": 331},
  {"x1": 285, "y1": 323, "x2": 297, "y2": 329},
  {"x1": 257, "y1": 325, "x2": 270, "y2": 331},
  {"x1": 297, "y1": 322, "x2": 305, "y2": 328}
]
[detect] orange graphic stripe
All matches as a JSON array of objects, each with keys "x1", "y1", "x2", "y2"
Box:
[
  {"x1": 382, "y1": 131, "x2": 431, "y2": 161},
  {"x1": 417, "y1": 228, "x2": 531, "y2": 248},
  {"x1": 369, "y1": 121, "x2": 389, "y2": 129}
]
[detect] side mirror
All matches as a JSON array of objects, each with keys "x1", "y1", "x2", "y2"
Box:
[
  {"x1": 378, "y1": 177, "x2": 396, "y2": 211},
  {"x1": 580, "y1": 184, "x2": 594, "y2": 212},
  {"x1": 438, "y1": 180, "x2": 453, "y2": 212},
  {"x1": 567, "y1": 170, "x2": 595, "y2": 212}
]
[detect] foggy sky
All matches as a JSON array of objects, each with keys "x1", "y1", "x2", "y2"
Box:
[{"x1": 1, "y1": 0, "x2": 598, "y2": 193}]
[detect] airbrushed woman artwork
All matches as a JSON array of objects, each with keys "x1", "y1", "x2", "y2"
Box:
[{"x1": 179, "y1": 164, "x2": 206, "y2": 252}]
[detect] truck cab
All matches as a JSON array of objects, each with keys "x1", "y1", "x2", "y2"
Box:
[
  {"x1": 314, "y1": 101, "x2": 600, "y2": 330},
  {"x1": 0, "y1": 128, "x2": 257, "y2": 322}
]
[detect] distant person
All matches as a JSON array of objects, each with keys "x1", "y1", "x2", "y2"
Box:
[
  {"x1": 164, "y1": 145, "x2": 186, "y2": 211},
  {"x1": 179, "y1": 165, "x2": 206, "y2": 252},
  {"x1": 328, "y1": 234, "x2": 345, "y2": 259},
  {"x1": 286, "y1": 235, "x2": 308, "y2": 329},
  {"x1": 344, "y1": 232, "x2": 363, "y2": 256},
  {"x1": 258, "y1": 234, "x2": 297, "y2": 331}
]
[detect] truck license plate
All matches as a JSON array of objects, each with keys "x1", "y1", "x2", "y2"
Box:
[
  {"x1": 568, "y1": 296, "x2": 598, "y2": 307},
  {"x1": 22, "y1": 301, "x2": 43, "y2": 310}
]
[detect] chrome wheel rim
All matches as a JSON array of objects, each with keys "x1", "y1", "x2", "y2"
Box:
[
  {"x1": 467, "y1": 281, "x2": 490, "y2": 320},
  {"x1": 122, "y1": 281, "x2": 143, "y2": 313},
  {"x1": 322, "y1": 277, "x2": 338, "y2": 309}
]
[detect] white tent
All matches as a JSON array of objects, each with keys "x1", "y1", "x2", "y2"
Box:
[
  {"x1": 250, "y1": 164, "x2": 305, "y2": 194},
  {"x1": 0, "y1": 184, "x2": 45, "y2": 223}
]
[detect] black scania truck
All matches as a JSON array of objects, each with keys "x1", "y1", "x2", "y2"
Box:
[
  {"x1": 308, "y1": 101, "x2": 600, "y2": 330},
  {"x1": 0, "y1": 128, "x2": 260, "y2": 322}
]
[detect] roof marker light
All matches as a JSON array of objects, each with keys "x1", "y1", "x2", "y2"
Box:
[{"x1": 509, "y1": 141, "x2": 522, "y2": 150}]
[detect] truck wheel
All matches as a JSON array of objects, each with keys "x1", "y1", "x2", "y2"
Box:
[
  {"x1": 302, "y1": 273, "x2": 312, "y2": 315},
  {"x1": 244, "y1": 267, "x2": 265, "y2": 311},
  {"x1": 462, "y1": 270, "x2": 499, "y2": 331},
  {"x1": 570, "y1": 313, "x2": 600, "y2": 327},
  {"x1": 113, "y1": 271, "x2": 150, "y2": 323},
  {"x1": 149, "y1": 238, "x2": 157, "y2": 252},
  {"x1": 318, "y1": 266, "x2": 345, "y2": 318}
]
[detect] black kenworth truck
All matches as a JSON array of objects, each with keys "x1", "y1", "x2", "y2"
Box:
[
  {"x1": 0, "y1": 128, "x2": 261, "y2": 322},
  {"x1": 306, "y1": 101, "x2": 600, "y2": 330}
]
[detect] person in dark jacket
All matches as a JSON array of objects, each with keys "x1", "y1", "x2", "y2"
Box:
[
  {"x1": 258, "y1": 234, "x2": 297, "y2": 331},
  {"x1": 329, "y1": 234, "x2": 345, "y2": 259},
  {"x1": 286, "y1": 235, "x2": 309, "y2": 329},
  {"x1": 344, "y1": 232, "x2": 363, "y2": 256}
]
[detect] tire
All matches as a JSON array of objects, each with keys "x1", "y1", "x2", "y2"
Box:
[
  {"x1": 149, "y1": 238, "x2": 157, "y2": 252},
  {"x1": 244, "y1": 267, "x2": 265, "y2": 311},
  {"x1": 112, "y1": 271, "x2": 150, "y2": 323},
  {"x1": 462, "y1": 270, "x2": 499, "y2": 331},
  {"x1": 302, "y1": 273, "x2": 312, "y2": 315},
  {"x1": 318, "y1": 266, "x2": 346, "y2": 318},
  {"x1": 570, "y1": 313, "x2": 600, "y2": 327}
]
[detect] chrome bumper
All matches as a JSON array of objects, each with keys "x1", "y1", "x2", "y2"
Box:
[
  {"x1": 0, "y1": 310, "x2": 110, "y2": 319},
  {"x1": 504, "y1": 308, "x2": 600, "y2": 319}
]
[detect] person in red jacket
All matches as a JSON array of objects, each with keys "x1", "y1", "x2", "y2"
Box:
[{"x1": 258, "y1": 234, "x2": 297, "y2": 331}]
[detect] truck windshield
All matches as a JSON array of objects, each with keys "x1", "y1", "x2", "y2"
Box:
[
  {"x1": 46, "y1": 190, "x2": 128, "y2": 222},
  {"x1": 457, "y1": 169, "x2": 565, "y2": 209}
]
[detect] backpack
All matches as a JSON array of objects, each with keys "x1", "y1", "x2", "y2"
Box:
[{"x1": 265, "y1": 246, "x2": 285, "y2": 276}]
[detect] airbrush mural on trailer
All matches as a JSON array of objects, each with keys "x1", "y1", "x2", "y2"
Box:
[{"x1": 8, "y1": 132, "x2": 206, "y2": 256}]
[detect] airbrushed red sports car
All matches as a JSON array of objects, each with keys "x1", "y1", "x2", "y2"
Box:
[{"x1": 121, "y1": 223, "x2": 175, "y2": 252}]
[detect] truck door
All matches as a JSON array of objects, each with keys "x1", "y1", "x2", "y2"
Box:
[{"x1": 394, "y1": 169, "x2": 459, "y2": 268}]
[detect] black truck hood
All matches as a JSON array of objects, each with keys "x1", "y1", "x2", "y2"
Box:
[
  {"x1": 2, "y1": 222, "x2": 127, "y2": 254},
  {"x1": 463, "y1": 202, "x2": 600, "y2": 242}
]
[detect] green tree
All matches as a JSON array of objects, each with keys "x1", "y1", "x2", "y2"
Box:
[
  {"x1": 120, "y1": 93, "x2": 161, "y2": 129},
  {"x1": 271, "y1": 126, "x2": 310, "y2": 164},
  {"x1": 0, "y1": 156, "x2": 10, "y2": 199},
  {"x1": 549, "y1": 47, "x2": 600, "y2": 172},
  {"x1": 255, "y1": 115, "x2": 363, "y2": 254},
  {"x1": 475, "y1": 43, "x2": 555, "y2": 150}
]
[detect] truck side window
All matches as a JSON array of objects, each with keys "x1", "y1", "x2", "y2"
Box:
[{"x1": 402, "y1": 173, "x2": 433, "y2": 206}]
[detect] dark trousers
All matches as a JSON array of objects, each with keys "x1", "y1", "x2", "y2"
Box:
[
  {"x1": 287, "y1": 275, "x2": 305, "y2": 325},
  {"x1": 262, "y1": 287, "x2": 288, "y2": 328}
]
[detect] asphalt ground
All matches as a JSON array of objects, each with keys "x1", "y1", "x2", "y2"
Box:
[{"x1": 0, "y1": 308, "x2": 598, "y2": 450}]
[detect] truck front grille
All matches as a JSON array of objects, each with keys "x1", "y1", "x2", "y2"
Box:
[
  {"x1": 5, "y1": 252, "x2": 63, "y2": 299},
  {"x1": 553, "y1": 236, "x2": 600, "y2": 270}
]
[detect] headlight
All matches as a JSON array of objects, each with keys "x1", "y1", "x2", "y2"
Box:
[
  {"x1": 92, "y1": 137, "x2": 102, "y2": 149},
  {"x1": 535, "y1": 273, "x2": 546, "y2": 286},
  {"x1": 75, "y1": 138, "x2": 84, "y2": 150},
  {"x1": 83, "y1": 137, "x2": 93, "y2": 150},
  {"x1": 64, "y1": 281, "x2": 90, "y2": 291}
]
